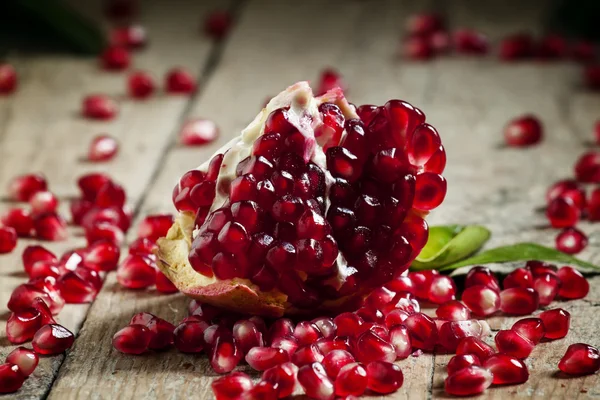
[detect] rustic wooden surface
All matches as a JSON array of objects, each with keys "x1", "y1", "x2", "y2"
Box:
[{"x1": 1, "y1": 0, "x2": 599, "y2": 398}]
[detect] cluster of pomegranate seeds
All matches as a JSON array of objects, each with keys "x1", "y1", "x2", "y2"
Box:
[
  {"x1": 504, "y1": 115, "x2": 543, "y2": 147},
  {"x1": 100, "y1": 46, "x2": 131, "y2": 71},
  {"x1": 402, "y1": 13, "x2": 452, "y2": 60},
  {"x1": 82, "y1": 94, "x2": 118, "y2": 120},
  {"x1": 0, "y1": 63, "x2": 18, "y2": 94},
  {"x1": 128, "y1": 71, "x2": 155, "y2": 99},
  {"x1": 204, "y1": 10, "x2": 233, "y2": 40},
  {"x1": 179, "y1": 118, "x2": 220, "y2": 146},
  {"x1": 88, "y1": 134, "x2": 119, "y2": 162}
]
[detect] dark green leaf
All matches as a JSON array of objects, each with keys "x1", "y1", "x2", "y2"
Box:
[
  {"x1": 439, "y1": 242, "x2": 599, "y2": 271},
  {"x1": 411, "y1": 225, "x2": 491, "y2": 271}
]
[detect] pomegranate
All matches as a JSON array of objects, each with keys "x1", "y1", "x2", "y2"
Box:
[
  {"x1": 558, "y1": 343, "x2": 600, "y2": 375},
  {"x1": 156, "y1": 82, "x2": 446, "y2": 316},
  {"x1": 0, "y1": 64, "x2": 18, "y2": 94},
  {"x1": 556, "y1": 266, "x2": 589, "y2": 299},
  {"x1": 365, "y1": 361, "x2": 403, "y2": 394}
]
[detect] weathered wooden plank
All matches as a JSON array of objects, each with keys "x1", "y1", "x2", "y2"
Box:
[
  {"x1": 49, "y1": 0, "x2": 440, "y2": 398},
  {"x1": 0, "y1": 0, "x2": 223, "y2": 398}
]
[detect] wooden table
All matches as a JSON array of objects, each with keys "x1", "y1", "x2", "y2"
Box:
[{"x1": 1, "y1": 0, "x2": 599, "y2": 398}]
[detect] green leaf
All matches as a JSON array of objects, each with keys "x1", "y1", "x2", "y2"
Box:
[
  {"x1": 439, "y1": 242, "x2": 599, "y2": 272},
  {"x1": 411, "y1": 225, "x2": 491, "y2": 271}
]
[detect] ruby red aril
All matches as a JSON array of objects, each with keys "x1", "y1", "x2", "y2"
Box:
[
  {"x1": 556, "y1": 266, "x2": 589, "y2": 299},
  {"x1": 180, "y1": 118, "x2": 220, "y2": 146},
  {"x1": 88, "y1": 135, "x2": 119, "y2": 162},
  {"x1": 512, "y1": 317, "x2": 545, "y2": 344},
  {"x1": 388, "y1": 324, "x2": 411, "y2": 359},
  {"x1": 34, "y1": 212, "x2": 68, "y2": 241},
  {"x1": 262, "y1": 362, "x2": 298, "y2": 399},
  {"x1": 526, "y1": 260, "x2": 557, "y2": 277},
  {"x1": 311, "y1": 317, "x2": 336, "y2": 340},
  {"x1": 499, "y1": 33, "x2": 534, "y2": 61},
  {"x1": 456, "y1": 337, "x2": 495, "y2": 361},
  {"x1": 447, "y1": 354, "x2": 481, "y2": 376},
  {"x1": 453, "y1": 29, "x2": 488, "y2": 55},
  {"x1": 333, "y1": 312, "x2": 363, "y2": 337},
  {"x1": 464, "y1": 266, "x2": 500, "y2": 291},
  {"x1": 503, "y1": 267, "x2": 533, "y2": 289},
  {"x1": 294, "y1": 321, "x2": 323, "y2": 346},
  {"x1": 7, "y1": 173, "x2": 47, "y2": 201},
  {"x1": 436, "y1": 300, "x2": 471, "y2": 321},
  {"x1": 113, "y1": 324, "x2": 151, "y2": 354},
  {"x1": 445, "y1": 365, "x2": 492, "y2": 396},
  {"x1": 438, "y1": 319, "x2": 488, "y2": 352},
  {"x1": 504, "y1": 115, "x2": 543, "y2": 147},
  {"x1": 272, "y1": 335, "x2": 300, "y2": 357},
  {"x1": 322, "y1": 349, "x2": 355, "y2": 379},
  {"x1": 316, "y1": 68, "x2": 344, "y2": 96},
  {"x1": 144, "y1": 316, "x2": 176, "y2": 350},
  {"x1": 585, "y1": 65, "x2": 600, "y2": 90},
  {"x1": 117, "y1": 254, "x2": 156, "y2": 289},
  {"x1": 533, "y1": 273, "x2": 561, "y2": 305},
  {"x1": 31, "y1": 297, "x2": 57, "y2": 325},
  {"x1": 406, "y1": 13, "x2": 444, "y2": 36},
  {"x1": 365, "y1": 361, "x2": 403, "y2": 394},
  {"x1": 589, "y1": 188, "x2": 600, "y2": 220},
  {"x1": 82, "y1": 94, "x2": 118, "y2": 120},
  {"x1": 6, "y1": 308, "x2": 42, "y2": 344},
  {"x1": 539, "y1": 308, "x2": 570, "y2": 339},
  {"x1": 403, "y1": 312, "x2": 438, "y2": 350},
  {"x1": 558, "y1": 343, "x2": 600, "y2": 375},
  {"x1": 386, "y1": 292, "x2": 420, "y2": 317},
  {"x1": 546, "y1": 197, "x2": 580, "y2": 228},
  {"x1": 86, "y1": 222, "x2": 124, "y2": 246},
  {"x1": 7, "y1": 281, "x2": 63, "y2": 315},
  {"x1": 403, "y1": 36, "x2": 433, "y2": 60},
  {"x1": 575, "y1": 151, "x2": 600, "y2": 183},
  {"x1": 129, "y1": 237, "x2": 158, "y2": 256},
  {"x1": 211, "y1": 334, "x2": 242, "y2": 374},
  {"x1": 495, "y1": 329, "x2": 534, "y2": 359},
  {"x1": 427, "y1": 275, "x2": 456, "y2": 304},
  {"x1": 95, "y1": 181, "x2": 126, "y2": 208},
  {"x1": 461, "y1": 285, "x2": 500, "y2": 316},
  {"x1": 500, "y1": 287, "x2": 539, "y2": 315},
  {"x1": 111, "y1": 25, "x2": 147, "y2": 49},
  {"x1": 155, "y1": 270, "x2": 178, "y2": 293},
  {"x1": 77, "y1": 173, "x2": 111, "y2": 201},
  {"x1": 0, "y1": 363, "x2": 25, "y2": 394},
  {"x1": 409, "y1": 270, "x2": 439, "y2": 300},
  {"x1": 6, "y1": 347, "x2": 38, "y2": 377},
  {"x1": 28, "y1": 260, "x2": 62, "y2": 280},
  {"x1": 546, "y1": 179, "x2": 586, "y2": 210},
  {"x1": 174, "y1": 320, "x2": 209, "y2": 353},
  {"x1": 233, "y1": 319, "x2": 264, "y2": 354},
  {"x1": 32, "y1": 324, "x2": 75, "y2": 355},
  {"x1": 28, "y1": 192, "x2": 58, "y2": 218},
  {"x1": 57, "y1": 268, "x2": 100, "y2": 303},
  {"x1": 100, "y1": 46, "x2": 130, "y2": 70},
  {"x1": 353, "y1": 330, "x2": 396, "y2": 364},
  {"x1": 165, "y1": 67, "x2": 196, "y2": 94},
  {"x1": 204, "y1": 10, "x2": 232, "y2": 40},
  {"x1": 484, "y1": 354, "x2": 529, "y2": 384},
  {"x1": 246, "y1": 381, "x2": 277, "y2": 399},
  {"x1": 536, "y1": 35, "x2": 567, "y2": 59},
  {"x1": 335, "y1": 363, "x2": 368, "y2": 397},
  {"x1": 0, "y1": 64, "x2": 18, "y2": 94},
  {"x1": 595, "y1": 121, "x2": 600, "y2": 145},
  {"x1": 211, "y1": 371, "x2": 253, "y2": 400},
  {"x1": 138, "y1": 214, "x2": 174, "y2": 242},
  {"x1": 128, "y1": 70, "x2": 155, "y2": 99},
  {"x1": 83, "y1": 240, "x2": 120, "y2": 271},
  {"x1": 1, "y1": 208, "x2": 35, "y2": 237},
  {"x1": 298, "y1": 362, "x2": 335, "y2": 400},
  {"x1": 385, "y1": 275, "x2": 414, "y2": 293},
  {"x1": 292, "y1": 344, "x2": 325, "y2": 367},
  {"x1": 246, "y1": 347, "x2": 290, "y2": 371},
  {"x1": 0, "y1": 226, "x2": 17, "y2": 253}
]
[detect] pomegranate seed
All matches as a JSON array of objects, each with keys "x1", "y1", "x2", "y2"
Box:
[
  {"x1": 447, "y1": 354, "x2": 481, "y2": 376},
  {"x1": 0, "y1": 226, "x2": 17, "y2": 253},
  {"x1": 57, "y1": 268, "x2": 99, "y2": 303},
  {"x1": 7, "y1": 282, "x2": 59, "y2": 314},
  {"x1": 127, "y1": 70, "x2": 155, "y2": 98},
  {"x1": 262, "y1": 362, "x2": 298, "y2": 399},
  {"x1": 438, "y1": 319, "x2": 488, "y2": 352},
  {"x1": 385, "y1": 275, "x2": 414, "y2": 293},
  {"x1": 82, "y1": 240, "x2": 120, "y2": 271},
  {"x1": 364, "y1": 287, "x2": 396, "y2": 310},
  {"x1": 233, "y1": 319, "x2": 264, "y2": 354},
  {"x1": 503, "y1": 267, "x2": 533, "y2": 289},
  {"x1": 86, "y1": 222, "x2": 124, "y2": 246},
  {"x1": 556, "y1": 266, "x2": 589, "y2": 299},
  {"x1": 500, "y1": 287, "x2": 539, "y2": 315},
  {"x1": 100, "y1": 46, "x2": 130, "y2": 70},
  {"x1": 211, "y1": 334, "x2": 242, "y2": 374},
  {"x1": 7, "y1": 173, "x2": 47, "y2": 201},
  {"x1": 353, "y1": 330, "x2": 396, "y2": 364},
  {"x1": 406, "y1": 13, "x2": 444, "y2": 35},
  {"x1": 595, "y1": 121, "x2": 600, "y2": 145},
  {"x1": 333, "y1": 313, "x2": 363, "y2": 337},
  {"x1": 6, "y1": 308, "x2": 41, "y2": 344},
  {"x1": 155, "y1": 270, "x2": 178, "y2": 294},
  {"x1": 77, "y1": 173, "x2": 111, "y2": 201},
  {"x1": 82, "y1": 94, "x2": 118, "y2": 120},
  {"x1": 546, "y1": 197, "x2": 580, "y2": 228},
  {"x1": 385, "y1": 309, "x2": 410, "y2": 328},
  {"x1": 117, "y1": 254, "x2": 156, "y2": 289},
  {"x1": 461, "y1": 285, "x2": 500, "y2": 316},
  {"x1": 292, "y1": 344, "x2": 325, "y2": 367},
  {"x1": 110, "y1": 25, "x2": 146, "y2": 49},
  {"x1": 88, "y1": 135, "x2": 119, "y2": 162},
  {"x1": 246, "y1": 347, "x2": 290, "y2": 371},
  {"x1": 321, "y1": 349, "x2": 355, "y2": 379},
  {"x1": 526, "y1": 260, "x2": 558, "y2": 277},
  {"x1": 34, "y1": 213, "x2": 68, "y2": 241},
  {"x1": 589, "y1": 188, "x2": 600, "y2": 220},
  {"x1": 32, "y1": 324, "x2": 74, "y2": 355},
  {"x1": 427, "y1": 275, "x2": 456, "y2": 304},
  {"x1": 174, "y1": 320, "x2": 209, "y2": 353},
  {"x1": 403, "y1": 36, "x2": 433, "y2": 60},
  {"x1": 365, "y1": 361, "x2": 403, "y2": 394},
  {"x1": 211, "y1": 371, "x2": 253, "y2": 400},
  {"x1": 388, "y1": 325, "x2": 411, "y2": 359},
  {"x1": 316, "y1": 68, "x2": 344, "y2": 96},
  {"x1": 271, "y1": 335, "x2": 299, "y2": 357},
  {"x1": 537, "y1": 34, "x2": 567, "y2": 59},
  {"x1": 454, "y1": 29, "x2": 488, "y2": 55},
  {"x1": 129, "y1": 237, "x2": 158, "y2": 256},
  {"x1": 408, "y1": 270, "x2": 439, "y2": 299},
  {"x1": 403, "y1": 313, "x2": 438, "y2": 350},
  {"x1": 499, "y1": 33, "x2": 534, "y2": 60},
  {"x1": 558, "y1": 343, "x2": 600, "y2": 375},
  {"x1": 137, "y1": 214, "x2": 173, "y2": 241},
  {"x1": 204, "y1": 10, "x2": 232, "y2": 40},
  {"x1": 6, "y1": 347, "x2": 38, "y2": 376},
  {"x1": 21, "y1": 246, "x2": 57, "y2": 276},
  {"x1": 504, "y1": 115, "x2": 543, "y2": 146},
  {"x1": 547, "y1": 179, "x2": 586, "y2": 210},
  {"x1": 311, "y1": 317, "x2": 336, "y2": 340},
  {"x1": 1, "y1": 208, "x2": 34, "y2": 237},
  {"x1": 495, "y1": 329, "x2": 534, "y2": 359},
  {"x1": 465, "y1": 266, "x2": 500, "y2": 291},
  {"x1": 456, "y1": 337, "x2": 495, "y2": 361},
  {"x1": 512, "y1": 318, "x2": 545, "y2": 344},
  {"x1": 0, "y1": 64, "x2": 18, "y2": 94},
  {"x1": 436, "y1": 300, "x2": 471, "y2": 321},
  {"x1": 335, "y1": 363, "x2": 368, "y2": 397},
  {"x1": 180, "y1": 118, "x2": 219, "y2": 146},
  {"x1": 113, "y1": 324, "x2": 151, "y2": 354},
  {"x1": 298, "y1": 362, "x2": 335, "y2": 400},
  {"x1": 533, "y1": 273, "x2": 561, "y2": 306},
  {"x1": 0, "y1": 363, "x2": 25, "y2": 394},
  {"x1": 585, "y1": 65, "x2": 600, "y2": 90},
  {"x1": 576, "y1": 151, "x2": 600, "y2": 183},
  {"x1": 484, "y1": 354, "x2": 529, "y2": 384},
  {"x1": 144, "y1": 316, "x2": 176, "y2": 350},
  {"x1": 294, "y1": 321, "x2": 323, "y2": 346},
  {"x1": 165, "y1": 67, "x2": 196, "y2": 94},
  {"x1": 539, "y1": 308, "x2": 570, "y2": 340},
  {"x1": 445, "y1": 365, "x2": 492, "y2": 396},
  {"x1": 28, "y1": 192, "x2": 58, "y2": 218}
]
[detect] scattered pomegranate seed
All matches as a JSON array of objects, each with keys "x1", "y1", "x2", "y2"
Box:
[
  {"x1": 155, "y1": 270, "x2": 178, "y2": 294},
  {"x1": 321, "y1": 349, "x2": 355, "y2": 379},
  {"x1": 0, "y1": 363, "x2": 25, "y2": 394},
  {"x1": 100, "y1": 46, "x2": 130, "y2": 70},
  {"x1": 298, "y1": 362, "x2": 335, "y2": 400},
  {"x1": 585, "y1": 65, "x2": 600, "y2": 90},
  {"x1": 595, "y1": 121, "x2": 600, "y2": 145},
  {"x1": 88, "y1": 135, "x2": 119, "y2": 162},
  {"x1": 262, "y1": 362, "x2": 298, "y2": 399},
  {"x1": 437, "y1": 319, "x2": 488, "y2": 352},
  {"x1": 0, "y1": 64, "x2": 18, "y2": 94},
  {"x1": 6, "y1": 347, "x2": 38, "y2": 377},
  {"x1": 127, "y1": 70, "x2": 155, "y2": 99},
  {"x1": 211, "y1": 371, "x2": 253, "y2": 400},
  {"x1": 365, "y1": 361, "x2": 403, "y2": 394},
  {"x1": 453, "y1": 29, "x2": 488, "y2": 55},
  {"x1": 316, "y1": 68, "x2": 344, "y2": 96},
  {"x1": 34, "y1": 213, "x2": 68, "y2": 241},
  {"x1": 575, "y1": 151, "x2": 600, "y2": 182},
  {"x1": 32, "y1": 324, "x2": 75, "y2": 355},
  {"x1": 86, "y1": 222, "x2": 124, "y2": 246},
  {"x1": 484, "y1": 354, "x2": 529, "y2": 384},
  {"x1": 28, "y1": 191, "x2": 59, "y2": 216},
  {"x1": 427, "y1": 275, "x2": 456, "y2": 304},
  {"x1": 533, "y1": 273, "x2": 561, "y2": 306},
  {"x1": 546, "y1": 179, "x2": 586, "y2": 210},
  {"x1": 137, "y1": 214, "x2": 173, "y2": 242},
  {"x1": 495, "y1": 329, "x2": 534, "y2": 359},
  {"x1": 456, "y1": 337, "x2": 495, "y2": 362},
  {"x1": 211, "y1": 334, "x2": 242, "y2": 373},
  {"x1": 555, "y1": 228, "x2": 587, "y2": 254},
  {"x1": 409, "y1": 270, "x2": 440, "y2": 299},
  {"x1": 353, "y1": 330, "x2": 396, "y2": 364},
  {"x1": 539, "y1": 308, "x2": 570, "y2": 340},
  {"x1": 445, "y1": 365, "x2": 492, "y2": 396},
  {"x1": 204, "y1": 10, "x2": 232, "y2": 40},
  {"x1": 436, "y1": 300, "x2": 471, "y2": 321},
  {"x1": 6, "y1": 308, "x2": 42, "y2": 344},
  {"x1": 7, "y1": 173, "x2": 47, "y2": 201},
  {"x1": 512, "y1": 317, "x2": 545, "y2": 344},
  {"x1": 503, "y1": 267, "x2": 533, "y2": 289},
  {"x1": 556, "y1": 266, "x2": 589, "y2": 299},
  {"x1": 499, "y1": 33, "x2": 534, "y2": 61},
  {"x1": 174, "y1": 320, "x2": 209, "y2": 353},
  {"x1": 335, "y1": 363, "x2": 368, "y2": 397},
  {"x1": 403, "y1": 36, "x2": 433, "y2": 60},
  {"x1": 572, "y1": 41, "x2": 596, "y2": 63},
  {"x1": 504, "y1": 115, "x2": 543, "y2": 147},
  {"x1": 447, "y1": 354, "x2": 481, "y2": 376},
  {"x1": 165, "y1": 67, "x2": 196, "y2": 94},
  {"x1": 500, "y1": 287, "x2": 539, "y2": 315},
  {"x1": 179, "y1": 118, "x2": 220, "y2": 146},
  {"x1": 461, "y1": 285, "x2": 500, "y2": 317},
  {"x1": 82, "y1": 240, "x2": 120, "y2": 271},
  {"x1": 536, "y1": 34, "x2": 567, "y2": 60},
  {"x1": 1, "y1": 208, "x2": 34, "y2": 237},
  {"x1": 406, "y1": 13, "x2": 445, "y2": 36},
  {"x1": 113, "y1": 324, "x2": 151, "y2": 355},
  {"x1": 588, "y1": 188, "x2": 600, "y2": 220},
  {"x1": 57, "y1": 267, "x2": 100, "y2": 303},
  {"x1": 82, "y1": 94, "x2": 118, "y2": 120},
  {"x1": 0, "y1": 226, "x2": 17, "y2": 253},
  {"x1": 117, "y1": 254, "x2": 156, "y2": 289},
  {"x1": 246, "y1": 347, "x2": 290, "y2": 371},
  {"x1": 110, "y1": 25, "x2": 147, "y2": 49},
  {"x1": 464, "y1": 266, "x2": 500, "y2": 291},
  {"x1": 558, "y1": 343, "x2": 600, "y2": 375},
  {"x1": 403, "y1": 313, "x2": 438, "y2": 350}
]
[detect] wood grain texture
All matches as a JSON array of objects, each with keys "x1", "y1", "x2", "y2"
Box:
[{"x1": 0, "y1": 0, "x2": 224, "y2": 398}]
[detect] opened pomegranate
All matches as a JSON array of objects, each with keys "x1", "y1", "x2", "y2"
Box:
[{"x1": 157, "y1": 82, "x2": 447, "y2": 316}]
